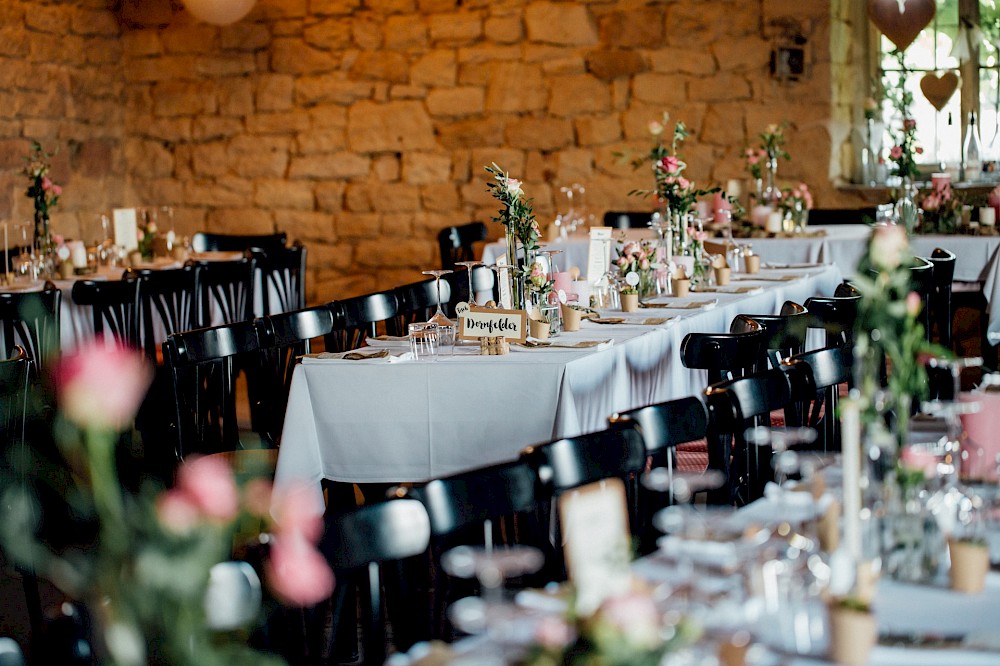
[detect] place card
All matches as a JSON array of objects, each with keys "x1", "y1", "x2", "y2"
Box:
[
  {"x1": 496, "y1": 254, "x2": 513, "y2": 309},
  {"x1": 459, "y1": 304, "x2": 527, "y2": 342},
  {"x1": 112, "y1": 208, "x2": 139, "y2": 251},
  {"x1": 585, "y1": 226, "x2": 613, "y2": 285},
  {"x1": 559, "y1": 478, "x2": 632, "y2": 615}
]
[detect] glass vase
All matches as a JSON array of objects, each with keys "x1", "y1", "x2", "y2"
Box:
[
  {"x1": 764, "y1": 155, "x2": 779, "y2": 205},
  {"x1": 894, "y1": 176, "x2": 919, "y2": 233},
  {"x1": 504, "y1": 225, "x2": 525, "y2": 311}
]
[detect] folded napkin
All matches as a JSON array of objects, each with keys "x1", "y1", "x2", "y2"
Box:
[
  {"x1": 589, "y1": 317, "x2": 669, "y2": 325},
  {"x1": 732, "y1": 274, "x2": 802, "y2": 282},
  {"x1": 365, "y1": 335, "x2": 411, "y2": 348},
  {"x1": 699, "y1": 285, "x2": 763, "y2": 295},
  {"x1": 513, "y1": 339, "x2": 613, "y2": 351},
  {"x1": 656, "y1": 299, "x2": 718, "y2": 310},
  {"x1": 763, "y1": 261, "x2": 826, "y2": 269},
  {"x1": 301, "y1": 349, "x2": 414, "y2": 363}
]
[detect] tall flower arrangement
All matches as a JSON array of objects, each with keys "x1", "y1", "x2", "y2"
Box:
[
  {"x1": 884, "y1": 51, "x2": 922, "y2": 181},
  {"x1": 23, "y1": 140, "x2": 61, "y2": 254},
  {"x1": 615, "y1": 240, "x2": 655, "y2": 297},
  {"x1": 1, "y1": 340, "x2": 333, "y2": 665},
  {"x1": 486, "y1": 163, "x2": 539, "y2": 310},
  {"x1": 758, "y1": 122, "x2": 791, "y2": 164},
  {"x1": 626, "y1": 113, "x2": 719, "y2": 216}
]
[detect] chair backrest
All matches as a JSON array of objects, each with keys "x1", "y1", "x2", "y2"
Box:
[
  {"x1": 437, "y1": 222, "x2": 487, "y2": 271},
  {"x1": 680, "y1": 316, "x2": 764, "y2": 384},
  {"x1": 391, "y1": 278, "x2": 452, "y2": 335},
  {"x1": 602, "y1": 211, "x2": 653, "y2": 229},
  {"x1": 134, "y1": 264, "x2": 199, "y2": 361},
  {"x1": 403, "y1": 461, "x2": 538, "y2": 539},
  {"x1": 610, "y1": 395, "x2": 709, "y2": 465},
  {"x1": 834, "y1": 282, "x2": 860, "y2": 298},
  {"x1": 927, "y1": 248, "x2": 956, "y2": 347},
  {"x1": 520, "y1": 426, "x2": 646, "y2": 496},
  {"x1": 731, "y1": 302, "x2": 809, "y2": 370},
  {"x1": 705, "y1": 367, "x2": 795, "y2": 504},
  {"x1": 253, "y1": 242, "x2": 306, "y2": 316},
  {"x1": 781, "y1": 345, "x2": 853, "y2": 451},
  {"x1": 191, "y1": 231, "x2": 287, "y2": 254},
  {"x1": 0, "y1": 282, "x2": 61, "y2": 369},
  {"x1": 804, "y1": 294, "x2": 859, "y2": 348},
  {"x1": 327, "y1": 291, "x2": 399, "y2": 352},
  {"x1": 255, "y1": 304, "x2": 344, "y2": 445},
  {"x1": 319, "y1": 498, "x2": 431, "y2": 666},
  {"x1": 70, "y1": 273, "x2": 141, "y2": 349},
  {"x1": 162, "y1": 319, "x2": 263, "y2": 459},
  {"x1": 1, "y1": 346, "x2": 30, "y2": 453},
  {"x1": 193, "y1": 256, "x2": 256, "y2": 327}
]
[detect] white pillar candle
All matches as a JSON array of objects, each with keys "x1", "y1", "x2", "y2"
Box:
[
  {"x1": 979, "y1": 207, "x2": 996, "y2": 227},
  {"x1": 766, "y1": 210, "x2": 784, "y2": 233},
  {"x1": 841, "y1": 400, "x2": 862, "y2": 562},
  {"x1": 70, "y1": 240, "x2": 88, "y2": 269}
]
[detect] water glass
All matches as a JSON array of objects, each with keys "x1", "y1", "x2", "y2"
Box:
[
  {"x1": 408, "y1": 322, "x2": 439, "y2": 360},
  {"x1": 436, "y1": 323, "x2": 457, "y2": 355}
]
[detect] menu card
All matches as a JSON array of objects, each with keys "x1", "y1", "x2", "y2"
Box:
[
  {"x1": 559, "y1": 478, "x2": 632, "y2": 615},
  {"x1": 585, "y1": 226, "x2": 613, "y2": 285},
  {"x1": 113, "y1": 208, "x2": 139, "y2": 251},
  {"x1": 496, "y1": 254, "x2": 512, "y2": 309}
]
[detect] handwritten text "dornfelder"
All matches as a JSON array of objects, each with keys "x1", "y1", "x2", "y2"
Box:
[{"x1": 463, "y1": 317, "x2": 518, "y2": 336}]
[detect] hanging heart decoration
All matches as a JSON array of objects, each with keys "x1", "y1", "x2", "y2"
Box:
[
  {"x1": 867, "y1": 0, "x2": 936, "y2": 52},
  {"x1": 920, "y1": 71, "x2": 960, "y2": 111}
]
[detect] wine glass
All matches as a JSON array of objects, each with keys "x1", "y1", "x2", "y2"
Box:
[
  {"x1": 454, "y1": 260, "x2": 483, "y2": 306},
  {"x1": 421, "y1": 269, "x2": 454, "y2": 327}
]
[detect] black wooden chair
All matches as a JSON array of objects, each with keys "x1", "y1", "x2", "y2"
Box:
[
  {"x1": 391, "y1": 277, "x2": 451, "y2": 335},
  {"x1": 318, "y1": 499, "x2": 431, "y2": 665},
  {"x1": 704, "y1": 367, "x2": 797, "y2": 504},
  {"x1": 520, "y1": 426, "x2": 646, "y2": 578},
  {"x1": 70, "y1": 273, "x2": 141, "y2": 349},
  {"x1": 781, "y1": 345, "x2": 853, "y2": 453},
  {"x1": 603, "y1": 211, "x2": 653, "y2": 229},
  {"x1": 254, "y1": 242, "x2": 306, "y2": 316},
  {"x1": 398, "y1": 460, "x2": 544, "y2": 640},
  {"x1": 679, "y1": 318, "x2": 765, "y2": 504},
  {"x1": 0, "y1": 346, "x2": 43, "y2": 639},
  {"x1": 162, "y1": 319, "x2": 265, "y2": 460},
  {"x1": 255, "y1": 304, "x2": 345, "y2": 445},
  {"x1": 805, "y1": 293, "x2": 860, "y2": 349},
  {"x1": 132, "y1": 264, "x2": 200, "y2": 362},
  {"x1": 325, "y1": 291, "x2": 399, "y2": 352},
  {"x1": 910, "y1": 256, "x2": 935, "y2": 339},
  {"x1": 191, "y1": 231, "x2": 287, "y2": 254},
  {"x1": 437, "y1": 222, "x2": 487, "y2": 270},
  {"x1": 609, "y1": 396, "x2": 711, "y2": 553},
  {"x1": 731, "y1": 301, "x2": 809, "y2": 371},
  {"x1": 193, "y1": 255, "x2": 256, "y2": 327},
  {"x1": 0, "y1": 282, "x2": 61, "y2": 370},
  {"x1": 927, "y1": 248, "x2": 956, "y2": 348}
]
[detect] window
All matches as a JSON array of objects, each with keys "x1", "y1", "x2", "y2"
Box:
[{"x1": 877, "y1": 1, "x2": 1000, "y2": 171}]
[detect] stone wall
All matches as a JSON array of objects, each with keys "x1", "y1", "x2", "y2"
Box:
[{"x1": 1, "y1": 0, "x2": 871, "y2": 303}]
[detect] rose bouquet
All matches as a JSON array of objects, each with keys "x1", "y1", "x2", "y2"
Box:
[
  {"x1": 779, "y1": 182, "x2": 814, "y2": 232},
  {"x1": 486, "y1": 163, "x2": 538, "y2": 254},
  {"x1": 1, "y1": 339, "x2": 333, "y2": 665},
  {"x1": 625, "y1": 113, "x2": 719, "y2": 217},
  {"x1": 615, "y1": 240, "x2": 656, "y2": 297},
  {"x1": 138, "y1": 213, "x2": 158, "y2": 260},
  {"x1": 743, "y1": 147, "x2": 768, "y2": 180},
  {"x1": 884, "y1": 52, "x2": 922, "y2": 181},
  {"x1": 918, "y1": 181, "x2": 962, "y2": 234},
  {"x1": 523, "y1": 586, "x2": 696, "y2": 666}
]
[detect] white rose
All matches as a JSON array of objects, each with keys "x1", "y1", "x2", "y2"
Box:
[
  {"x1": 869, "y1": 224, "x2": 909, "y2": 271},
  {"x1": 505, "y1": 177, "x2": 523, "y2": 199}
]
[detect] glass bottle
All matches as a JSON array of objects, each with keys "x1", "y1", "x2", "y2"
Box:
[{"x1": 963, "y1": 112, "x2": 982, "y2": 183}]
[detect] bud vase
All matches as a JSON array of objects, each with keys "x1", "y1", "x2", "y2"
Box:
[
  {"x1": 894, "y1": 176, "x2": 919, "y2": 233},
  {"x1": 764, "y1": 155, "x2": 779, "y2": 205},
  {"x1": 504, "y1": 225, "x2": 525, "y2": 311}
]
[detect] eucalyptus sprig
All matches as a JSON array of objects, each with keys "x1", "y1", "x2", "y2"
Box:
[{"x1": 485, "y1": 163, "x2": 539, "y2": 253}]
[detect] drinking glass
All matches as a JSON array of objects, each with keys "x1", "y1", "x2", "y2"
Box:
[
  {"x1": 454, "y1": 260, "x2": 483, "y2": 306},
  {"x1": 408, "y1": 322, "x2": 439, "y2": 360}
]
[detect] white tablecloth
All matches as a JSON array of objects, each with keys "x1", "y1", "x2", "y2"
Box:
[
  {"x1": 273, "y1": 265, "x2": 843, "y2": 513},
  {"x1": 484, "y1": 225, "x2": 1000, "y2": 342}
]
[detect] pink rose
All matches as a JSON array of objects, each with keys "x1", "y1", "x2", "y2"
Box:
[
  {"x1": 747, "y1": 152, "x2": 759, "y2": 166},
  {"x1": 915, "y1": 146, "x2": 924, "y2": 154},
  {"x1": 617, "y1": 256, "x2": 629, "y2": 267},
  {"x1": 677, "y1": 177, "x2": 690, "y2": 190},
  {"x1": 243, "y1": 478, "x2": 273, "y2": 519},
  {"x1": 273, "y1": 484, "x2": 324, "y2": 544},
  {"x1": 648, "y1": 121, "x2": 664, "y2": 136},
  {"x1": 156, "y1": 489, "x2": 202, "y2": 535},
  {"x1": 266, "y1": 537, "x2": 335, "y2": 607},
  {"x1": 598, "y1": 592, "x2": 661, "y2": 649},
  {"x1": 535, "y1": 616, "x2": 575, "y2": 649},
  {"x1": 906, "y1": 291, "x2": 922, "y2": 317},
  {"x1": 640, "y1": 258, "x2": 650, "y2": 270},
  {"x1": 177, "y1": 455, "x2": 240, "y2": 522},
  {"x1": 41, "y1": 176, "x2": 53, "y2": 191},
  {"x1": 694, "y1": 231, "x2": 708, "y2": 242},
  {"x1": 903, "y1": 118, "x2": 917, "y2": 130},
  {"x1": 660, "y1": 156, "x2": 680, "y2": 173},
  {"x1": 52, "y1": 185, "x2": 62, "y2": 196},
  {"x1": 890, "y1": 146, "x2": 903, "y2": 159},
  {"x1": 55, "y1": 338, "x2": 153, "y2": 431}
]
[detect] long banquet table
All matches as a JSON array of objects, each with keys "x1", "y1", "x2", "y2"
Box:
[
  {"x1": 482, "y1": 224, "x2": 1000, "y2": 341},
  {"x1": 273, "y1": 265, "x2": 843, "y2": 513}
]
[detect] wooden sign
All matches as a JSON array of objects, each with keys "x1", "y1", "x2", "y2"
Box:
[
  {"x1": 112, "y1": 208, "x2": 139, "y2": 251},
  {"x1": 559, "y1": 478, "x2": 632, "y2": 615},
  {"x1": 459, "y1": 304, "x2": 527, "y2": 342}
]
